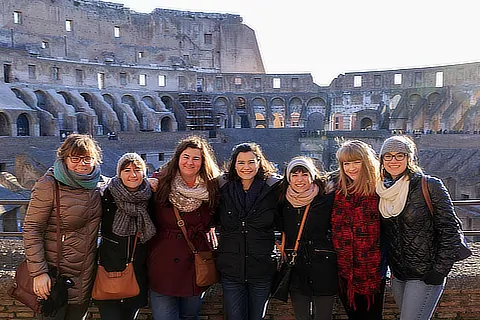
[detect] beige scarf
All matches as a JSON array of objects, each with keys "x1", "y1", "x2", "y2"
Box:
[
  {"x1": 376, "y1": 175, "x2": 410, "y2": 218},
  {"x1": 169, "y1": 174, "x2": 210, "y2": 212},
  {"x1": 286, "y1": 183, "x2": 319, "y2": 208}
]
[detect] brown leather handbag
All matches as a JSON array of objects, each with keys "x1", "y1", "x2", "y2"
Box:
[
  {"x1": 92, "y1": 233, "x2": 140, "y2": 300},
  {"x1": 173, "y1": 207, "x2": 219, "y2": 287},
  {"x1": 8, "y1": 180, "x2": 62, "y2": 314}
]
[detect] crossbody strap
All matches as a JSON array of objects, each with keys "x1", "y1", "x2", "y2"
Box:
[
  {"x1": 173, "y1": 206, "x2": 198, "y2": 253},
  {"x1": 421, "y1": 175, "x2": 434, "y2": 215},
  {"x1": 281, "y1": 203, "x2": 311, "y2": 265},
  {"x1": 54, "y1": 180, "x2": 61, "y2": 271}
]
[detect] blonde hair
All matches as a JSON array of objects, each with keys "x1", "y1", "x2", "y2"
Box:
[{"x1": 336, "y1": 140, "x2": 379, "y2": 196}]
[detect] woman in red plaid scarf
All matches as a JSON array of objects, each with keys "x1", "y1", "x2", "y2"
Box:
[{"x1": 331, "y1": 140, "x2": 385, "y2": 320}]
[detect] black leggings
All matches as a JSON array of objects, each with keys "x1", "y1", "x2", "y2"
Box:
[
  {"x1": 290, "y1": 290, "x2": 335, "y2": 320},
  {"x1": 338, "y1": 278, "x2": 386, "y2": 320},
  {"x1": 37, "y1": 302, "x2": 89, "y2": 320}
]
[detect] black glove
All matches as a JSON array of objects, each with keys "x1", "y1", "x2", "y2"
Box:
[
  {"x1": 41, "y1": 275, "x2": 74, "y2": 317},
  {"x1": 421, "y1": 270, "x2": 445, "y2": 285}
]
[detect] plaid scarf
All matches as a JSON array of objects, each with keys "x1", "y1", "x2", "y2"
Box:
[{"x1": 331, "y1": 190, "x2": 382, "y2": 310}]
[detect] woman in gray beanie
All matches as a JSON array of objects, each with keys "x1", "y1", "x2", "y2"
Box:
[
  {"x1": 376, "y1": 136, "x2": 461, "y2": 319},
  {"x1": 94, "y1": 152, "x2": 155, "y2": 320}
]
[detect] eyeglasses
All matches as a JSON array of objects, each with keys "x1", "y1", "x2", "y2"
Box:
[
  {"x1": 69, "y1": 156, "x2": 94, "y2": 164},
  {"x1": 383, "y1": 153, "x2": 407, "y2": 161}
]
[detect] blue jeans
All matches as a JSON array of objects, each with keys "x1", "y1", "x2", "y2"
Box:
[
  {"x1": 149, "y1": 290, "x2": 202, "y2": 320},
  {"x1": 390, "y1": 277, "x2": 445, "y2": 320},
  {"x1": 222, "y1": 277, "x2": 271, "y2": 320}
]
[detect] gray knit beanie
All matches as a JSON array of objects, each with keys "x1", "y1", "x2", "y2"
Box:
[
  {"x1": 116, "y1": 152, "x2": 146, "y2": 176},
  {"x1": 380, "y1": 136, "x2": 414, "y2": 156},
  {"x1": 286, "y1": 157, "x2": 317, "y2": 182}
]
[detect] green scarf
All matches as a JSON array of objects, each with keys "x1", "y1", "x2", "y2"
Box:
[{"x1": 53, "y1": 159, "x2": 101, "y2": 189}]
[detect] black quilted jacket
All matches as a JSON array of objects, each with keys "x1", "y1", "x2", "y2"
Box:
[{"x1": 381, "y1": 173, "x2": 460, "y2": 280}]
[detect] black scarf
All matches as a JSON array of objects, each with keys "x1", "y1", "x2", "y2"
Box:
[{"x1": 229, "y1": 178, "x2": 265, "y2": 219}]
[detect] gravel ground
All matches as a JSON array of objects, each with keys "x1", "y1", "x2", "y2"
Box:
[{"x1": 1, "y1": 238, "x2": 479, "y2": 290}]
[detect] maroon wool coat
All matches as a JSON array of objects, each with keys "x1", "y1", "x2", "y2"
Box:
[{"x1": 148, "y1": 202, "x2": 214, "y2": 297}]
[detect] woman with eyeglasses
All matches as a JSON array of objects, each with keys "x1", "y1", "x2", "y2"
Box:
[
  {"x1": 215, "y1": 142, "x2": 281, "y2": 320},
  {"x1": 331, "y1": 140, "x2": 385, "y2": 320},
  {"x1": 23, "y1": 134, "x2": 106, "y2": 320},
  {"x1": 376, "y1": 135, "x2": 460, "y2": 319}
]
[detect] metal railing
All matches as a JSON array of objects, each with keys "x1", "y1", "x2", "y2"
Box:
[{"x1": 1, "y1": 199, "x2": 480, "y2": 237}]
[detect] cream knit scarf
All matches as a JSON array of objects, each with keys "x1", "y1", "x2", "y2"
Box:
[
  {"x1": 169, "y1": 173, "x2": 210, "y2": 212},
  {"x1": 286, "y1": 183, "x2": 319, "y2": 208},
  {"x1": 376, "y1": 175, "x2": 410, "y2": 218}
]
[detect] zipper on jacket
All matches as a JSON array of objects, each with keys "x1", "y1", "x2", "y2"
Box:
[
  {"x1": 313, "y1": 248, "x2": 336, "y2": 254},
  {"x1": 242, "y1": 221, "x2": 247, "y2": 282},
  {"x1": 102, "y1": 236, "x2": 120, "y2": 245}
]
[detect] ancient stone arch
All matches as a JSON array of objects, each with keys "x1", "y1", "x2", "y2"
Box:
[
  {"x1": 305, "y1": 98, "x2": 326, "y2": 130},
  {"x1": 160, "y1": 95, "x2": 174, "y2": 111},
  {"x1": 288, "y1": 97, "x2": 303, "y2": 127},
  {"x1": 252, "y1": 97, "x2": 267, "y2": 128},
  {"x1": 0, "y1": 112, "x2": 10, "y2": 136},
  {"x1": 213, "y1": 96, "x2": 230, "y2": 129},
  {"x1": 16, "y1": 113, "x2": 30, "y2": 136},
  {"x1": 270, "y1": 97, "x2": 286, "y2": 128},
  {"x1": 160, "y1": 116, "x2": 173, "y2": 132},
  {"x1": 103, "y1": 93, "x2": 132, "y2": 131}
]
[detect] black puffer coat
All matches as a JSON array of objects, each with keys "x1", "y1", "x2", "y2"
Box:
[
  {"x1": 215, "y1": 175, "x2": 281, "y2": 283},
  {"x1": 381, "y1": 173, "x2": 460, "y2": 280},
  {"x1": 277, "y1": 192, "x2": 338, "y2": 296}
]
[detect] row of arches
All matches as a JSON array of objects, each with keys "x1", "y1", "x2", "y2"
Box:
[{"x1": 5, "y1": 87, "x2": 177, "y2": 137}]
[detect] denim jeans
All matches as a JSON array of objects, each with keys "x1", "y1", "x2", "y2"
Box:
[
  {"x1": 221, "y1": 277, "x2": 271, "y2": 320},
  {"x1": 289, "y1": 290, "x2": 335, "y2": 320},
  {"x1": 390, "y1": 277, "x2": 445, "y2": 320},
  {"x1": 149, "y1": 290, "x2": 202, "y2": 320}
]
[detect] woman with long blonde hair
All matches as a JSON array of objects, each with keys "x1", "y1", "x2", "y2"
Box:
[{"x1": 331, "y1": 140, "x2": 385, "y2": 320}]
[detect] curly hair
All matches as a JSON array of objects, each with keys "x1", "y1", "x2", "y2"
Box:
[{"x1": 155, "y1": 135, "x2": 220, "y2": 209}]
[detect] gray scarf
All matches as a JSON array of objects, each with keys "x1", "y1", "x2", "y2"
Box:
[{"x1": 109, "y1": 177, "x2": 155, "y2": 243}]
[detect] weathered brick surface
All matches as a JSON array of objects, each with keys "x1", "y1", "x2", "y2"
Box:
[{"x1": 1, "y1": 279, "x2": 480, "y2": 319}]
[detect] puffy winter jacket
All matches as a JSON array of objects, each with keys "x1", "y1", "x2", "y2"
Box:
[
  {"x1": 215, "y1": 174, "x2": 281, "y2": 283},
  {"x1": 381, "y1": 173, "x2": 460, "y2": 281},
  {"x1": 23, "y1": 171, "x2": 102, "y2": 304}
]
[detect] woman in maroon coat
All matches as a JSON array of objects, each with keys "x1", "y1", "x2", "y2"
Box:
[{"x1": 148, "y1": 136, "x2": 220, "y2": 320}]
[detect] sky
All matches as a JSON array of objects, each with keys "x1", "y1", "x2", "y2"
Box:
[{"x1": 109, "y1": 0, "x2": 480, "y2": 86}]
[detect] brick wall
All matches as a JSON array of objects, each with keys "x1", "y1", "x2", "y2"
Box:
[{"x1": 1, "y1": 277, "x2": 479, "y2": 319}]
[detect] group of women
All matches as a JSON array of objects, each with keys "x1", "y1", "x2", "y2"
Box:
[{"x1": 22, "y1": 133, "x2": 462, "y2": 320}]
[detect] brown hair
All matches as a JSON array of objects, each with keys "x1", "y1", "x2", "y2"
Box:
[
  {"x1": 224, "y1": 142, "x2": 277, "y2": 181},
  {"x1": 336, "y1": 140, "x2": 379, "y2": 196},
  {"x1": 379, "y1": 135, "x2": 422, "y2": 179},
  {"x1": 56, "y1": 134, "x2": 102, "y2": 164},
  {"x1": 155, "y1": 135, "x2": 220, "y2": 209},
  {"x1": 279, "y1": 156, "x2": 328, "y2": 201}
]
